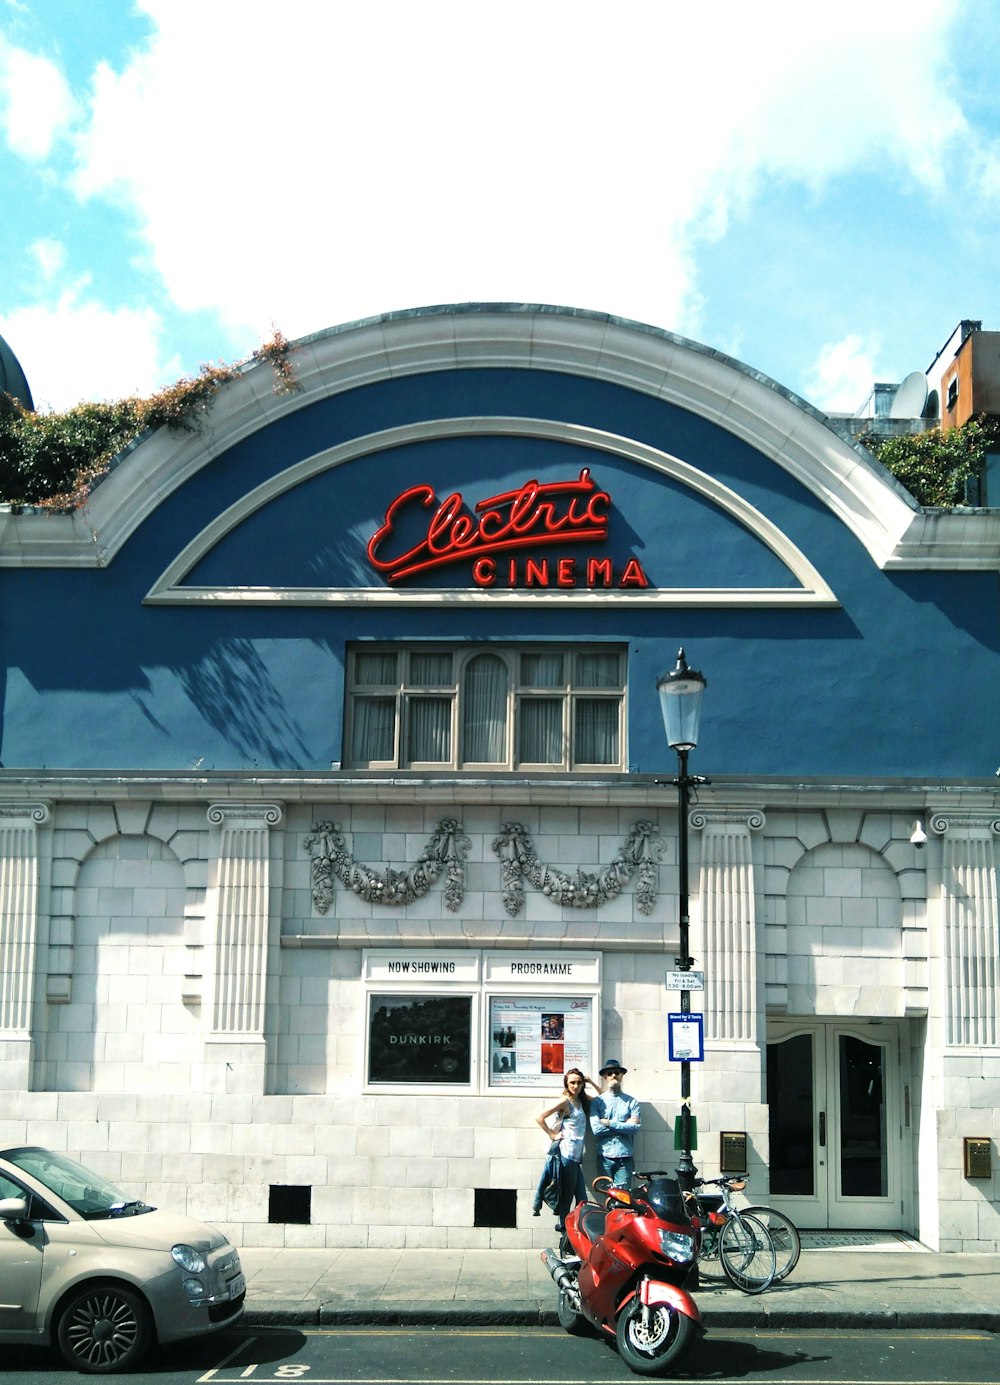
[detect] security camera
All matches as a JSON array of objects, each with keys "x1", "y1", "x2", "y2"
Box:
[{"x1": 910, "y1": 820, "x2": 927, "y2": 848}]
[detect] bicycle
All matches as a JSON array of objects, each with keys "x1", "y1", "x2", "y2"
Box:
[
  {"x1": 689, "y1": 1176, "x2": 776, "y2": 1294},
  {"x1": 691, "y1": 1174, "x2": 800, "y2": 1286}
]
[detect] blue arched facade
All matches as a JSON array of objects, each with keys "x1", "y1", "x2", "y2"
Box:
[{"x1": 1, "y1": 306, "x2": 998, "y2": 1251}]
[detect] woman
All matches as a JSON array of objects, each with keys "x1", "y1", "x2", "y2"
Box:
[{"x1": 534, "y1": 1068, "x2": 600, "y2": 1226}]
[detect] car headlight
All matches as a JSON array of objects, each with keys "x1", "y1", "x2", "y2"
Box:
[
  {"x1": 182, "y1": 1276, "x2": 207, "y2": 1297},
  {"x1": 657, "y1": 1230, "x2": 695, "y2": 1263},
  {"x1": 172, "y1": 1243, "x2": 207, "y2": 1273}
]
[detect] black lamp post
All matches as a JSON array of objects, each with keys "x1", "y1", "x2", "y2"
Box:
[{"x1": 656, "y1": 648, "x2": 708, "y2": 1192}]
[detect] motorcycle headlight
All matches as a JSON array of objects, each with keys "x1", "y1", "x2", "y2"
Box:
[
  {"x1": 657, "y1": 1230, "x2": 695, "y2": 1263},
  {"x1": 172, "y1": 1243, "x2": 207, "y2": 1273}
]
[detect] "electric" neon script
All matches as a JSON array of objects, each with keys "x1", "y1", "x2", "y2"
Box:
[{"x1": 368, "y1": 468, "x2": 613, "y2": 583}]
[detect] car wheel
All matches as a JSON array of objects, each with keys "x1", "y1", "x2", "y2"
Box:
[{"x1": 56, "y1": 1283, "x2": 153, "y2": 1374}]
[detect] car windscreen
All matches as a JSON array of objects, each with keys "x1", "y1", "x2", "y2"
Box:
[{"x1": 4, "y1": 1148, "x2": 153, "y2": 1219}]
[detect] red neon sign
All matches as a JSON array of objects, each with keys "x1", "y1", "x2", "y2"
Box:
[{"x1": 367, "y1": 468, "x2": 612, "y2": 583}]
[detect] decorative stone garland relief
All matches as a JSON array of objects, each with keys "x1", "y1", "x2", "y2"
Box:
[
  {"x1": 492, "y1": 820, "x2": 662, "y2": 918},
  {"x1": 305, "y1": 818, "x2": 471, "y2": 914}
]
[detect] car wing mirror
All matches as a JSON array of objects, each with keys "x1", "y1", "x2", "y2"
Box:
[{"x1": 0, "y1": 1196, "x2": 29, "y2": 1224}]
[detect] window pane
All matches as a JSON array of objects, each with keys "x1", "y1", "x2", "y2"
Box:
[
  {"x1": 519, "y1": 697, "x2": 562, "y2": 762},
  {"x1": 352, "y1": 696, "x2": 396, "y2": 761},
  {"x1": 410, "y1": 652, "x2": 452, "y2": 686},
  {"x1": 521, "y1": 652, "x2": 563, "y2": 687},
  {"x1": 576, "y1": 651, "x2": 620, "y2": 688},
  {"x1": 767, "y1": 1034, "x2": 814, "y2": 1196},
  {"x1": 463, "y1": 655, "x2": 508, "y2": 762},
  {"x1": 408, "y1": 696, "x2": 451, "y2": 762},
  {"x1": 839, "y1": 1035, "x2": 888, "y2": 1198},
  {"x1": 355, "y1": 651, "x2": 397, "y2": 686},
  {"x1": 368, "y1": 995, "x2": 472, "y2": 1084},
  {"x1": 574, "y1": 698, "x2": 618, "y2": 764}
]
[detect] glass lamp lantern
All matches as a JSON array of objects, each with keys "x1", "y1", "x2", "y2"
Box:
[{"x1": 656, "y1": 648, "x2": 707, "y2": 752}]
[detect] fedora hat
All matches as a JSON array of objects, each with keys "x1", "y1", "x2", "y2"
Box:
[{"x1": 599, "y1": 1058, "x2": 627, "y2": 1076}]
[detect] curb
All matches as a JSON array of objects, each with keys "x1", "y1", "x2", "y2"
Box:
[
  {"x1": 243, "y1": 1304, "x2": 1000, "y2": 1332},
  {"x1": 245, "y1": 1303, "x2": 558, "y2": 1328}
]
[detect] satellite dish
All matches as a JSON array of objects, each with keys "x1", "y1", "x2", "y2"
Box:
[{"x1": 889, "y1": 370, "x2": 928, "y2": 419}]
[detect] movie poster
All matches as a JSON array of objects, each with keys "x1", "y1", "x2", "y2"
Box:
[
  {"x1": 368, "y1": 994, "x2": 472, "y2": 1084},
  {"x1": 488, "y1": 995, "x2": 593, "y2": 1087}
]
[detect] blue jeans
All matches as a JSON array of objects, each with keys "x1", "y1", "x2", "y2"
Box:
[
  {"x1": 598, "y1": 1152, "x2": 634, "y2": 1188},
  {"x1": 557, "y1": 1155, "x2": 587, "y2": 1223}
]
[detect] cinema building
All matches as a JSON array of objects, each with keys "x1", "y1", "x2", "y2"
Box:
[{"x1": 2, "y1": 304, "x2": 999, "y2": 1251}]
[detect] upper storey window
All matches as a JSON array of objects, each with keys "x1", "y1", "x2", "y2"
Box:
[{"x1": 345, "y1": 644, "x2": 625, "y2": 771}]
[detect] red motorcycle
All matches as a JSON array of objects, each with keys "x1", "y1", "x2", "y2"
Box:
[{"x1": 541, "y1": 1171, "x2": 704, "y2": 1376}]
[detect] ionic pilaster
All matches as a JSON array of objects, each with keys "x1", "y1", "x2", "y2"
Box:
[
  {"x1": 690, "y1": 810, "x2": 764, "y2": 1043},
  {"x1": 207, "y1": 804, "x2": 283, "y2": 1037},
  {"x1": 931, "y1": 814, "x2": 1000, "y2": 1047},
  {"x1": 0, "y1": 804, "x2": 50, "y2": 1035},
  {"x1": 0, "y1": 804, "x2": 49, "y2": 1092}
]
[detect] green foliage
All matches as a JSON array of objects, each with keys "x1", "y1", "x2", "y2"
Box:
[
  {"x1": 0, "y1": 330, "x2": 297, "y2": 510},
  {"x1": 864, "y1": 416, "x2": 1000, "y2": 508}
]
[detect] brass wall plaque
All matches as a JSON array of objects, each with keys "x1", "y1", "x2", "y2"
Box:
[
  {"x1": 964, "y1": 1137, "x2": 992, "y2": 1179},
  {"x1": 720, "y1": 1130, "x2": 747, "y2": 1173}
]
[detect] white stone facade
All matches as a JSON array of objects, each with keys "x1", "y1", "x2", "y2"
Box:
[{"x1": 2, "y1": 781, "x2": 997, "y2": 1251}]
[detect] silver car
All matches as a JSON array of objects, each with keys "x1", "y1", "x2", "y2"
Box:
[{"x1": 0, "y1": 1145, "x2": 245, "y2": 1373}]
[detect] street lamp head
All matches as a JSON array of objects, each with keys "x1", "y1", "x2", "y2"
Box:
[{"x1": 656, "y1": 647, "x2": 707, "y2": 752}]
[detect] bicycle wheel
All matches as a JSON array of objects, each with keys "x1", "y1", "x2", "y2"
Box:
[
  {"x1": 718, "y1": 1211, "x2": 776, "y2": 1294},
  {"x1": 742, "y1": 1204, "x2": 801, "y2": 1282},
  {"x1": 695, "y1": 1222, "x2": 726, "y2": 1280}
]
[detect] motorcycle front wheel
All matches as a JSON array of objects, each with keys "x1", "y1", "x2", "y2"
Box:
[{"x1": 615, "y1": 1296, "x2": 698, "y2": 1376}]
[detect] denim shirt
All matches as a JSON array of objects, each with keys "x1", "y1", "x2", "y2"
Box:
[{"x1": 590, "y1": 1091, "x2": 641, "y2": 1159}]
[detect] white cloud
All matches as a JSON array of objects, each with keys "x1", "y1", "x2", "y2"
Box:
[
  {"x1": 0, "y1": 33, "x2": 75, "y2": 159},
  {"x1": 29, "y1": 237, "x2": 67, "y2": 281},
  {"x1": 804, "y1": 334, "x2": 881, "y2": 414},
  {"x1": 0, "y1": 0, "x2": 980, "y2": 418},
  {"x1": 59, "y1": 1, "x2": 971, "y2": 350},
  {"x1": 1, "y1": 287, "x2": 171, "y2": 411}
]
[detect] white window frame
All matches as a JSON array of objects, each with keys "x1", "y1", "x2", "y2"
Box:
[
  {"x1": 345, "y1": 643, "x2": 626, "y2": 772},
  {"x1": 362, "y1": 949, "x2": 601, "y2": 1094}
]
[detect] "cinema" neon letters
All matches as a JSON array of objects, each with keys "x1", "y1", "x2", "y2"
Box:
[{"x1": 367, "y1": 468, "x2": 648, "y2": 589}]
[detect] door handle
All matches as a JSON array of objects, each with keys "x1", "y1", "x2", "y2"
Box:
[{"x1": 819, "y1": 1111, "x2": 826, "y2": 1147}]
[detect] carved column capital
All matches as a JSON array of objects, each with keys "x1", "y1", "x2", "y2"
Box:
[
  {"x1": 930, "y1": 813, "x2": 1000, "y2": 837},
  {"x1": 0, "y1": 802, "x2": 50, "y2": 826},
  {"x1": 207, "y1": 803, "x2": 283, "y2": 828},
  {"x1": 689, "y1": 809, "x2": 766, "y2": 833}
]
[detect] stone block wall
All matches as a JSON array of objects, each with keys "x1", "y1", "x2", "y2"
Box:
[{"x1": 2, "y1": 789, "x2": 997, "y2": 1247}]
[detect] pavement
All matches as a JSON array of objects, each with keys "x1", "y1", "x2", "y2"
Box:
[{"x1": 239, "y1": 1237, "x2": 1000, "y2": 1332}]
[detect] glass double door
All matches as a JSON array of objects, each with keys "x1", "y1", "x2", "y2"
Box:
[{"x1": 766, "y1": 1021, "x2": 905, "y2": 1229}]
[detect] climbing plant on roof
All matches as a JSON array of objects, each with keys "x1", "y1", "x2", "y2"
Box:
[
  {"x1": 0, "y1": 329, "x2": 297, "y2": 511},
  {"x1": 863, "y1": 416, "x2": 1000, "y2": 508}
]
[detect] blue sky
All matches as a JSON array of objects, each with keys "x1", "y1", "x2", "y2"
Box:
[{"x1": 3, "y1": 0, "x2": 1000, "y2": 414}]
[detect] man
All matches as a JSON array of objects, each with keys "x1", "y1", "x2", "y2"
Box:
[{"x1": 590, "y1": 1058, "x2": 641, "y2": 1188}]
